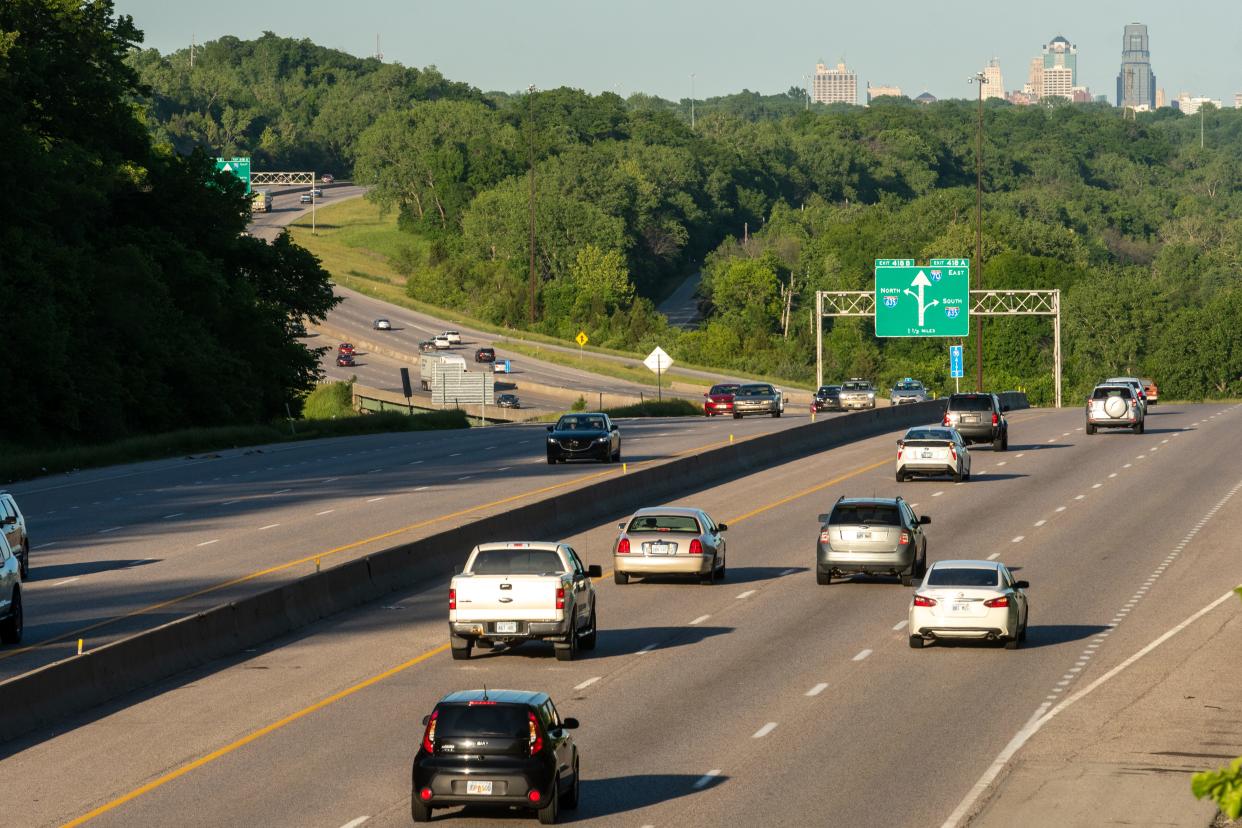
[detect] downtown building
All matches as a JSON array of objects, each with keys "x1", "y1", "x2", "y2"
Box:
[
  {"x1": 812, "y1": 60, "x2": 858, "y2": 105},
  {"x1": 866, "y1": 82, "x2": 903, "y2": 103},
  {"x1": 1024, "y1": 36, "x2": 1086, "y2": 101},
  {"x1": 982, "y1": 58, "x2": 1005, "y2": 100},
  {"x1": 1117, "y1": 22, "x2": 1157, "y2": 109}
]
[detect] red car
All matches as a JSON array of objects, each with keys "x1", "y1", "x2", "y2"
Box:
[
  {"x1": 1141, "y1": 377, "x2": 1158, "y2": 406},
  {"x1": 338, "y1": 342, "x2": 355, "y2": 356},
  {"x1": 336, "y1": 352, "x2": 356, "y2": 367},
  {"x1": 703, "y1": 383, "x2": 740, "y2": 417}
]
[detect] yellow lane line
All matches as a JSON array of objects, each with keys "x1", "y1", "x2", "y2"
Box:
[
  {"x1": 4, "y1": 435, "x2": 735, "y2": 662},
  {"x1": 62, "y1": 448, "x2": 896, "y2": 825},
  {"x1": 60, "y1": 644, "x2": 449, "y2": 828}
]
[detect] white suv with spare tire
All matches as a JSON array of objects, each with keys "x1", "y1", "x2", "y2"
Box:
[{"x1": 1086, "y1": 384, "x2": 1144, "y2": 434}]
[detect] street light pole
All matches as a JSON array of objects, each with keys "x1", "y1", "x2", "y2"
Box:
[
  {"x1": 968, "y1": 70, "x2": 987, "y2": 391},
  {"x1": 527, "y1": 84, "x2": 537, "y2": 325}
]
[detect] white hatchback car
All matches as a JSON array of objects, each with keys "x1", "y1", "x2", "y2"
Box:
[
  {"x1": 908, "y1": 559, "x2": 1028, "y2": 649},
  {"x1": 896, "y1": 426, "x2": 971, "y2": 483},
  {"x1": 442, "y1": 330, "x2": 462, "y2": 344},
  {"x1": 432, "y1": 335, "x2": 452, "y2": 350}
]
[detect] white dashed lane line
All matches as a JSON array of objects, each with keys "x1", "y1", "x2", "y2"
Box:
[
  {"x1": 689, "y1": 614, "x2": 711, "y2": 626},
  {"x1": 32, "y1": 542, "x2": 56, "y2": 550},
  {"x1": 162, "y1": 513, "x2": 183, "y2": 519},
  {"x1": 694, "y1": 770, "x2": 722, "y2": 789},
  {"x1": 736, "y1": 590, "x2": 756, "y2": 599},
  {"x1": 316, "y1": 509, "x2": 336, "y2": 516},
  {"x1": 1092, "y1": 483, "x2": 1102, "y2": 489},
  {"x1": 1034, "y1": 520, "x2": 1046, "y2": 527},
  {"x1": 53, "y1": 577, "x2": 79, "y2": 587},
  {"x1": 414, "y1": 486, "x2": 430, "y2": 492},
  {"x1": 852, "y1": 649, "x2": 872, "y2": 662},
  {"x1": 98, "y1": 526, "x2": 122, "y2": 534},
  {"x1": 197, "y1": 539, "x2": 219, "y2": 547},
  {"x1": 637, "y1": 643, "x2": 658, "y2": 654},
  {"x1": 574, "y1": 677, "x2": 600, "y2": 690},
  {"x1": 932, "y1": 491, "x2": 944, "y2": 497},
  {"x1": 458, "y1": 475, "x2": 473, "y2": 481},
  {"x1": 339, "y1": 818, "x2": 369, "y2": 828},
  {"x1": 1012, "y1": 536, "x2": 1025, "y2": 543},
  {"x1": 366, "y1": 497, "x2": 386, "y2": 503},
  {"x1": 1075, "y1": 495, "x2": 1085, "y2": 500},
  {"x1": 752, "y1": 722, "x2": 778, "y2": 739},
  {"x1": 987, "y1": 552, "x2": 1002, "y2": 560},
  {"x1": 892, "y1": 619, "x2": 909, "y2": 631},
  {"x1": 259, "y1": 523, "x2": 280, "y2": 531},
  {"x1": 806, "y1": 683, "x2": 828, "y2": 697}
]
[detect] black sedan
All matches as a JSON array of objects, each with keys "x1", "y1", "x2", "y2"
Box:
[
  {"x1": 412, "y1": 689, "x2": 580, "y2": 824},
  {"x1": 547, "y1": 413, "x2": 620, "y2": 464},
  {"x1": 497, "y1": 393, "x2": 521, "y2": 409},
  {"x1": 812, "y1": 385, "x2": 843, "y2": 412},
  {"x1": 336, "y1": 352, "x2": 356, "y2": 367}
]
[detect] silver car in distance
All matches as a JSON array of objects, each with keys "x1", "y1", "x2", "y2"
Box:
[{"x1": 612, "y1": 507, "x2": 727, "y2": 585}]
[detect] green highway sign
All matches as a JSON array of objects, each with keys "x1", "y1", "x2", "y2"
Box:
[
  {"x1": 874, "y1": 258, "x2": 970, "y2": 337},
  {"x1": 215, "y1": 156, "x2": 252, "y2": 194}
]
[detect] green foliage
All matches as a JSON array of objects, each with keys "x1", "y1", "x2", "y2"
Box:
[
  {"x1": 1, "y1": 2, "x2": 338, "y2": 449},
  {"x1": 604, "y1": 399, "x2": 700, "y2": 418},
  {"x1": 302, "y1": 380, "x2": 354, "y2": 419},
  {"x1": 570, "y1": 395, "x2": 587, "y2": 411}
]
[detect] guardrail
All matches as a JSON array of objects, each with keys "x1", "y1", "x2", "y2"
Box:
[{"x1": 0, "y1": 394, "x2": 1027, "y2": 743}]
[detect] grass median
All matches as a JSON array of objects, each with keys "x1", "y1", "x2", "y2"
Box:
[{"x1": 0, "y1": 409, "x2": 469, "y2": 484}]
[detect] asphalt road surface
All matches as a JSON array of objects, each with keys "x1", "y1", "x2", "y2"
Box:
[
  {"x1": 247, "y1": 184, "x2": 367, "y2": 243},
  {"x1": 11, "y1": 402, "x2": 1240, "y2": 828},
  {"x1": 2, "y1": 410, "x2": 822, "y2": 680}
]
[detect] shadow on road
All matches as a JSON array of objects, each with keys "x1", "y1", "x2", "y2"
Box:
[
  {"x1": 626, "y1": 565, "x2": 802, "y2": 587},
  {"x1": 28, "y1": 559, "x2": 157, "y2": 581},
  {"x1": 926, "y1": 624, "x2": 1108, "y2": 651},
  {"x1": 462, "y1": 625, "x2": 733, "y2": 662},
  {"x1": 1007, "y1": 443, "x2": 1072, "y2": 451}
]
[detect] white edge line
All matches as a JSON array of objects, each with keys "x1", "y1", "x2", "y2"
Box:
[
  {"x1": 693, "y1": 769, "x2": 722, "y2": 789},
  {"x1": 339, "y1": 818, "x2": 370, "y2": 828},
  {"x1": 53, "y1": 577, "x2": 79, "y2": 586},
  {"x1": 940, "y1": 586, "x2": 1239, "y2": 828},
  {"x1": 574, "y1": 676, "x2": 600, "y2": 690}
]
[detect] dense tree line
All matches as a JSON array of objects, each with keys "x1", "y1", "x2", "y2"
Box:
[
  {"x1": 0, "y1": 2, "x2": 336, "y2": 448},
  {"x1": 127, "y1": 32, "x2": 1242, "y2": 403}
]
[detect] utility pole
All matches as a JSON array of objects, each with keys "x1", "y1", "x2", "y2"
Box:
[
  {"x1": 190, "y1": 33, "x2": 195, "y2": 69},
  {"x1": 803, "y1": 74, "x2": 811, "y2": 110},
  {"x1": 1200, "y1": 105, "x2": 1205, "y2": 149},
  {"x1": 690, "y1": 73, "x2": 696, "y2": 130},
  {"x1": 527, "y1": 85, "x2": 537, "y2": 324},
  {"x1": 968, "y1": 69, "x2": 987, "y2": 391}
]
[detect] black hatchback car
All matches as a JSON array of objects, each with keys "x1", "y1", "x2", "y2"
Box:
[
  {"x1": 546, "y1": 413, "x2": 620, "y2": 464},
  {"x1": 413, "y1": 689, "x2": 580, "y2": 824}
]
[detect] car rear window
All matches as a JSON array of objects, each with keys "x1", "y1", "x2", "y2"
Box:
[
  {"x1": 737, "y1": 384, "x2": 774, "y2": 396},
  {"x1": 627, "y1": 514, "x2": 702, "y2": 533},
  {"x1": 895, "y1": 382, "x2": 923, "y2": 391},
  {"x1": 904, "y1": 429, "x2": 952, "y2": 441},
  {"x1": 471, "y1": 549, "x2": 564, "y2": 575},
  {"x1": 1092, "y1": 387, "x2": 1132, "y2": 399},
  {"x1": 926, "y1": 567, "x2": 1000, "y2": 587},
  {"x1": 709, "y1": 384, "x2": 738, "y2": 395},
  {"x1": 949, "y1": 395, "x2": 992, "y2": 411},
  {"x1": 830, "y1": 504, "x2": 900, "y2": 526},
  {"x1": 842, "y1": 382, "x2": 871, "y2": 391},
  {"x1": 434, "y1": 704, "x2": 528, "y2": 739}
]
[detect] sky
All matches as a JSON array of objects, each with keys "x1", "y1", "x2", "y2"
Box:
[{"x1": 114, "y1": 0, "x2": 1242, "y2": 104}]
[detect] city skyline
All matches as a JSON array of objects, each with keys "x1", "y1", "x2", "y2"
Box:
[{"x1": 115, "y1": 0, "x2": 1242, "y2": 104}]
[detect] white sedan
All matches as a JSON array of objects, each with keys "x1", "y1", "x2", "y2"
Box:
[
  {"x1": 908, "y1": 560, "x2": 1028, "y2": 649},
  {"x1": 442, "y1": 330, "x2": 462, "y2": 344},
  {"x1": 896, "y1": 426, "x2": 971, "y2": 483}
]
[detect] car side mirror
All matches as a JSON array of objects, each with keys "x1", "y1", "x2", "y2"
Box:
[
  {"x1": 587, "y1": 565, "x2": 602, "y2": 578},
  {"x1": 919, "y1": 515, "x2": 931, "y2": 525},
  {"x1": 817, "y1": 513, "x2": 831, "y2": 523},
  {"x1": 546, "y1": 425, "x2": 554, "y2": 432},
  {"x1": 562, "y1": 717, "x2": 579, "y2": 730},
  {"x1": 1014, "y1": 579, "x2": 1029, "y2": 589},
  {"x1": 421, "y1": 714, "x2": 430, "y2": 726},
  {"x1": 617, "y1": 522, "x2": 626, "y2": 531},
  {"x1": 717, "y1": 523, "x2": 728, "y2": 532},
  {"x1": 611, "y1": 424, "x2": 618, "y2": 432},
  {"x1": 0, "y1": 516, "x2": 13, "y2": 526},
  {"x1": 896, "y1": 440, "x2": 904, "y2": 448},
  {"x1": 1002, "y1": 404, "x2": 1011, "y2": 412}
]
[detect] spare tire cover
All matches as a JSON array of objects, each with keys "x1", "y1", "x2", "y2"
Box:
[{"x1": 1104, "y1": 396, "x2": 1128, "y2": 418}]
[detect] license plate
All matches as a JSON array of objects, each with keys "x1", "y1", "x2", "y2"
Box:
[
  {"x1": 466, "y1": 780, "x2": 494, "y2": 795},
  {"x1": 963, "y1": 414, "x2": 979, "y2": 423},
  {"x1": 853, "y1": 531, "x2": 871, "y2": 540},
  {"x1": 650, "y1": 543, "x2": 671, "y2": 555},
  {"x1": 495, "y1": 622, "x2": 518, "y2": 633},
  {"x1": 951, "y1": 602, "x2": 972, "y2": 613},
  {"x1": 921, "y1": 450, "x2": 933, "y2": 458}
]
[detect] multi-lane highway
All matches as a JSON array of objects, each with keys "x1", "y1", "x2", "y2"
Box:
[
  {"x1": 3, "y1": 411, "x2": 820, "y2": 679},
  {"x1": 12, "y1": 402, "x2": 1240, "y2": 827},
  {"x1": 247, "y1": 184, "x2": 367, "y2": 243}
]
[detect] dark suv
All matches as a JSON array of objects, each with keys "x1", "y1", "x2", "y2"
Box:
[
  {"x1": 944, "y1": 392, "x2": 1009, "y2": 451},
  {"x1": 413, "y1": 689, "x2": 580, "y2": 824}
]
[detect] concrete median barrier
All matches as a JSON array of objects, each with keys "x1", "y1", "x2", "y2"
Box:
[{"x1": 0, "y1": 396, "x2": 1034, "y2": 744}]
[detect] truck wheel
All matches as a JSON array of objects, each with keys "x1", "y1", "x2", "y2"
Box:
[
  {"x1": 554, "y1": 634, "x2": 576, "y2": 662},
  {"x1": 580, "y1": 609, "x2": 597, "y2": 651},
  {"x1": 0, "y1": 589, "x2": 21, "y2": 645},
  {"x1": 450, "y1": 637, "x2": 472, "y2": 660}
]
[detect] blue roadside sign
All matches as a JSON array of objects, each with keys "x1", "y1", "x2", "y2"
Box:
[{"x1": 949, "y1": 345, "x2": 964, "y2": 379}]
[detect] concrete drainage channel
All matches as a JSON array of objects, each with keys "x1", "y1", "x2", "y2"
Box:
[{"x1": 0, "y1": 395, "x2": 1028, "y2": 744}]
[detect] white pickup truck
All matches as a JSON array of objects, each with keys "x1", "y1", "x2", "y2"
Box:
[{"x1": 448, "y1": 542, "x2": 601, "y2": 662}]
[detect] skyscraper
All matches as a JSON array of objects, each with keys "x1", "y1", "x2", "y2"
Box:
[
  {"x1": 1117, "y1": 23, "x2": 1156, "y2": 109},
  {"x1": 982, "y1": 58, "x2": 1005, "y2": 100},
  {"x1": 812, "y1": 60, "x2": 857, "y2": 105},
  {"x1": 1043, "y1": 36, "x2": 1077, "y2": 83}
]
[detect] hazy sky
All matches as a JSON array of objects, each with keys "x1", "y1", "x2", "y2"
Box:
[{"x1": 115, "y1": 0, "x2": 1242, "y2": 104}]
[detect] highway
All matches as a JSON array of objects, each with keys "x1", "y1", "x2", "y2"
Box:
[
  {"x1": 10, "y1": 402, "x2": 1239, "y2": 827},
  {"x1": 247, "y1": 184, "x2": 368, "y2": 243},
  {"x1": 2, "y1": 410, "x2": 823, "y2": 680}
]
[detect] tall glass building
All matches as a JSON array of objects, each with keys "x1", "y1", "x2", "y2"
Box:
[{"x1": 1116, "y1": 23, "x2": 1156, "y2": 109}]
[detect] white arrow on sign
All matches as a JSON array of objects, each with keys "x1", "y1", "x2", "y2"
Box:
[
  {"x1": 904, "y1": 271, "x2": 939, "y2": 326},
  {"x1": 221, "y1": 164, "x2": 233, "y2": 172},
  {"x1": 643, "y1": 346, "x2": 674, "y2": 374}
]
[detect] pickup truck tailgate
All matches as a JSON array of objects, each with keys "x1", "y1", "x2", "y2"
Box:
[{"x1": 453, "y1": 575, "x2": 562, "y2": 622}]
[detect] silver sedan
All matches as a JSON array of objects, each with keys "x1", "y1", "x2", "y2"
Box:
[{"x1": 612, "y1": 507, "x2": 727, "y2": 585}]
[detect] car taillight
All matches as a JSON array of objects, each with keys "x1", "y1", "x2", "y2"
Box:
[
  {"x1": 527, "y1": 789, "x2": 542, "y2": 803},
  {"x1": 913, "y1": 595, "x2": 936, "y2": 606},
  {"x1": 900, "y1": 532, "x2": 910, "y2": 545},
  {"x1": 949, "y1": 446, "x2": 957, "y2": 462},
  {"x1": 448, "y1": 588, "x2": 457, "y2": 610},
  {"x1": 419, "y1": 787, "x2": 434, "y2": 802},
  {"x1": 617, "y1": 537, "x2": 630, "y2": 554},
  {"x1": 984, "y1": 596, "x2": 1009, "y2": 608},
  {"x1": 555, "y1": 587, "x2": 565, "y2": 610},
  {"x1": 528, "y1": 712, "x2": 544, "y2": 755},
  {"x1": 942, "y1": 413, "x2": 950, "y2": 426},
  {"x1": 992, "y1": 413, "x2": 998, "y2": 426},
  {"x1": 421, "y1": 710, "x2": 438, "y2": 753},
  {"x1": 689, "y1": 539, "x2": 703, "y2": 554}
]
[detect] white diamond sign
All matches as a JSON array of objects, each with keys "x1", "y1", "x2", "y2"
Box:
[{"x1": 643, "y1": 346, "x2": 674, "y2": 374}]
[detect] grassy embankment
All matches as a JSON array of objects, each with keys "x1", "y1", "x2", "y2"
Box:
[
  {"x1": 287, "y1": 200, "x2": 812, "y2": 392},
  {"x1": 1, "y1": 385, "x2": 468, "y2": 484}
]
